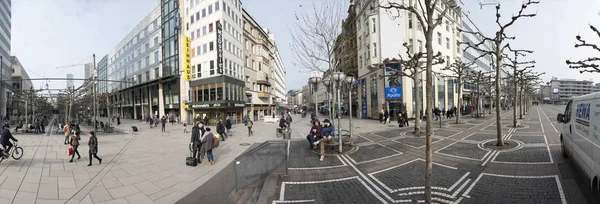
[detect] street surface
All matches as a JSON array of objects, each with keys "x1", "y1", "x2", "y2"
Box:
[{"x1": 0, "y1": 105, "x2": 596, "y2": 204}]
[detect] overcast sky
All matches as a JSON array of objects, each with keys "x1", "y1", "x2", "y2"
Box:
[{"x1": 11, "y1": 0, "x2": 600, "y2": 91}]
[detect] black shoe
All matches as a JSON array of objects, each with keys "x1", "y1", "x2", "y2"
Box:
[
  {"x1": 77, "y1": 157, "x2": 81, "y2": 160},
  {"x1": 87, "y1": 164, "x2": 92, "y2": 166},
  {"x1": 99, "y1": 158, "x2": 102, "y2": 164},
  {"x1": 69, "y1": 159, "x2": 73, "y2": 163}
]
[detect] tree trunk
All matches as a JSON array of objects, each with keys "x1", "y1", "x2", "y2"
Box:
[
  {"x1": 513, "y1": 70, "x2": 518, "y2": 127},
  {"x1": 495, "y1": 40, "x2": 504, "y2": 146},
  {"x1": 456, "y1": 77, "x2": 462, "y2": 124},
  {"x1": 424, "y1": 29, "x2": 434, "y2": 204},
  {"x1": 519, "y1": 83, "x2": 523, "y2": 119},
  {"x1": 413, "y1": 75, "x2": 421, "y2": 134}
]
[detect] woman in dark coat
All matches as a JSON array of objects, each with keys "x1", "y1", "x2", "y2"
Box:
[
  {"x1": 201, "y1": 127, "x2": 215, "y2": 165},
  {"x1": 87, "y1": 131, "x2": 102, "y2": 166}
]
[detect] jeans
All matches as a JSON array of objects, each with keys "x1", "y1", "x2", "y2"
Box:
[
  {"x1": 71, "y1": 145, "x2": 81, "y2": 160},
  {"x1": 64, "y1": 136, "x2": 70, "y2": 144},
  {"x1": 287, "y1": 122, "x2": 292, "y2": 130},
  {"x1": 89, "y1": 152, "x2": 101, "y2": 164},
  {"x1": 247, "y1": 127, "x2": 253, "y2": 136},
  {"x1": 206, "y1": 149, "x2": 214, "y2": 162},
  {"x1": 319, "y1": 137, "x2": 335, "y2": 156},
  {"x1": 162, "y1": 124, "x2": 165, "y2": 132},
  {"x1": 307, "y1": 135, "x2": 318, "y2": 150},
  {"x1": 218, "y1": 131, "x2": 226, "y2": 141},
  {"x1": 184, "y1": 127, "x2": 188, "y2": 133}
]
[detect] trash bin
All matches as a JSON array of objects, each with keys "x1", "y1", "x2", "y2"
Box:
[{"x1": 283, "y1": 131, "x2": 291, "y2": 139}]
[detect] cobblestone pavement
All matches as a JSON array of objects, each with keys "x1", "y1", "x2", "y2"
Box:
[{"x1": 276, "y1": 106, "x2": 596, "y2": 204}]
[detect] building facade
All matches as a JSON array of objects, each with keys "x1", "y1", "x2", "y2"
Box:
[
  {"x1": 334, "y1": 3, "x2": 358, "y2": 117},
  {"x1": 271, "y1": 42, "x2": 286, "y2": 104},
  {"x1": 10, "y1": 56, "x2": 32, "y2": 118},
  {"x1": 105, "y1": 6, "x2": 162, "y2": 119},
  {"x1": 460, "y1": 12, "x2": 494, "y2": 107},
  {"x1": 243, "y1": 9, "x2": 277, "y2": 120},
  {"x1": 183, "y1": 0, "x2": 246, "y2": 124},
  {"x1": 354, "y1": 0, "x2": 462, "y2": 120},
  {"x1": 549, "y1": 77, "x2": 594, "y2": 102},
  {"x1": 66, "y1": 73, "x2": 74, "y2": 89},
  {"x1": 0, "y1": 0, "x2": 10, "y2": 118}
]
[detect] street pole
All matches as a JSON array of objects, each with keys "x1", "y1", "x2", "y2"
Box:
[
  {"x1": 348, "y1": 83, "x2": 353, "y2": 138},
  {"x1": 337, "y1": 80, "x2": 342, "y2": 153},
  {"x1": 93, "y1": 54, "x2": 97, "y2": 133}
]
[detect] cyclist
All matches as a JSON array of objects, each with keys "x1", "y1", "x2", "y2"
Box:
[{"x1": 0, "y1": 124, "x2": 17, "y2": 158}]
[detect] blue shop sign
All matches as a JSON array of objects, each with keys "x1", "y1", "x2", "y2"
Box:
[
  {"x1": 385, "y1": 87, "x2": 402, "y2": 99},
  {"x1": 361, "y1": 101, "x2": 367, "y2": 119}
]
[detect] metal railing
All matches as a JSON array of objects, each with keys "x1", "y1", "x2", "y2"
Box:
[{"x1": 234, "y1": 140, "x2": 288, "y2": 191}]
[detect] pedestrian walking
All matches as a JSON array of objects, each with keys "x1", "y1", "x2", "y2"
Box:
[
  {"x1": 183, "y1": 122, "x2": 188, "y2": 133},
  {"x1": 69, "y1": 131, "x2": 81, "y2": 162},
  {"x1": 161, "y1": 116, "x2": 167, "y2": 132},
  {"x1": 87, "y1": 131, "x2": 102, "y2": 166},
  {"x1": 201, "y1": 127, "x2": 215, "y2": 166},
  {"x1": 247, "y1": 120, "x2": 253, "y2": 137},
  {"x1": 217, "y1": 119, "x2": 227, "y2": 141},
  {"x1": 225, "y1": 116, "x2": 232, "y2": 135},
  {"x1": 63, "y1": 124, "x2": 71, "y2": 145},
  {"x1": 286, "y1": 112, "x2": 293, "y2": 130},
  {"x1": 190, "y1": 123, "x2": 202, "y2": 164}
]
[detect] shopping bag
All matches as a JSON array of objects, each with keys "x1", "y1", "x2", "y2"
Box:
[
  {"x1": 68, "y1": 146, "x2": 73, "y2": 156},
  {"x1": 215, "y1": 133, "x2": 221, "y2": 140}
]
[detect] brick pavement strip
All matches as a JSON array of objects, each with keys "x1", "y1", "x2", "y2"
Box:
[
  {"x1": 288, "y1": 141, "x2": 345, "y2": 169},
  {"x1": 346, "y1": 144, "x2": 401, "y2": 164},
  {"x1": 436, "y1": 141, "x2": 491, "y2": 161},
  {"x1": 461, "y1": 174, "x2": 565, "y2": 204},
  {"x1": 279, "y1": 176, "x2": 383, "y2": 203},
  {"x1": 509, "y1": 135, "x2": 547, "y2": 144},
  {"x1": 463, "y1": 133, "x2": 500, "y2": 142},
  {"x1": 492, "y1": 146, "x2": 553, "y2": 164},
  {"x1": 393, "y1": 137, "x2": 440, "y2": 149}
]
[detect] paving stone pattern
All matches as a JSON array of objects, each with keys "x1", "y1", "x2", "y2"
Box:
[
  {"x1": 282, "y1": 178, "x2": 381, "y2": 203},
  {"x1": 462, "y1": 175, "x2": 563, "y2": 204},
  {"x1": 494, "y1": 147, "x2": 552, "y2": 163},
  {"x1": 347, "y1": 144, "x2": 399, "y2": 163},
  {"x1": 288, "y1": 141, "x2": 344, "y2": 168},
  {"x1": 370, "y1": 160, "x2": 467, "y2": 192},
  {"x1": 482, "y1": 126, "x2": 510, "y2": 132},
  {"x1": 353, "y1": 136, "x2": 372, "y2": 144},
  {"x1": 510, "y1": 136, "x2": 547, "y2": 144},
  {"x1": 373, "y1": 130, "x2": 403, "y2": 139},
  {"x1": 432, "y1": 129, "x2": 462, "y2": 137},
  {"x1": 447, "y1": 124, "x2": 477, "y2": 129},
  {"x1": 464, "y1": 133, "x2": 500, "y2": 142},
  {"x1": 437, "y1": 142, "x2": 490, "y2": 160},
  {"x1": 394, "y1": 137, "x2": 440, "y2": 148},
  {"x1": 379, "y1": 141, "x2": 413, "y2": 153},
  {"x1": 514, "y1": 123, "x2": 544, "y2": 133}
]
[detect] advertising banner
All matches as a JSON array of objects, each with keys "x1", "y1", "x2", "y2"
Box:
[
  {"x1": 184, "y1": 36, "x2": 191, "y2": 80},
  {"x1": 216, "y1": 22, "x2": 223, "y2": 74}
]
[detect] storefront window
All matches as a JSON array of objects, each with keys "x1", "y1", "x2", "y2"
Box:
[
  {"x1": 438, "y1": 77, "x2": 445, "y2": 109},
  {"x1": 370, "y1": 74, "x2": 378, "y2": 117},
  {"x1": 448, "y1": 79, "x2": 455, "y2": 107}
]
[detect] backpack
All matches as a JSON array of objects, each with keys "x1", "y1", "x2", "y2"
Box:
[{"x1": 213, "y1": 135, "x2": 220, "y2": 148}]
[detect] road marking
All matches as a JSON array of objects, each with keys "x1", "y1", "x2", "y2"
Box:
[
  {"x1": 540, "y1": 106, "x2": 559, "y2": 133},
  {"x1": 288, "y1": 155, "x2": 348, "y2": 170},
  {"x1": 481, "y1": 150, "x2": 497, "y2": 166},
  {"x1": 339, "y1": 155, "x2": 391, "y2": 203}
]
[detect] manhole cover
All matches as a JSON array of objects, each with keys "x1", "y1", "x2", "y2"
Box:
[{"x1": 240, "y1": 143, "x2": 251, "y2": 146}]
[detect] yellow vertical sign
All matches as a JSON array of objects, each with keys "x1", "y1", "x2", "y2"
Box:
[{"x1": 184, "y1": 36, "x2": 191, "y2": 81}]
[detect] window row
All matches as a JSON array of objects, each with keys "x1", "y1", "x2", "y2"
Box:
[
  {"x1": 190, "y1": 58, "x2": 243, "y2": 79},
  {"x1": 224, "y1": 39, "x2": 242, "y2": 59},
  {"x1": 190, "y1": 21, "x2": 216, "y2": 41},
  {"x1": 189, "y1": 0, "x2": 220, "y2": 25},
  {"x1": 191, "y1": 41, "x2": 215, "y2": 57},
  {"x1": 112, "y1": 20, "x2": 159, "y2": 63},
  {"x1": 191, "y1": 82, "x2": 245, "y2": 102}
]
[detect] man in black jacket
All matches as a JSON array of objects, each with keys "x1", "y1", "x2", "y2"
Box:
[{"x1": 190, "y1": 123, "x2": 203, "y2": 163}]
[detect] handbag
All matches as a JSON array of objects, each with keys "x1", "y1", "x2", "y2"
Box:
[{"x1": 68, "y1": 146, "x2": 73, "y2": 156}]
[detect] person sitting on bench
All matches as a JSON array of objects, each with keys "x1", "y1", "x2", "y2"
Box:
[
  {"x1": 313, "y1": 119, "x2": 335, "y2": 162},
  {"x1": 307, "y1": 120, "x2": 322, "y2": 153}
]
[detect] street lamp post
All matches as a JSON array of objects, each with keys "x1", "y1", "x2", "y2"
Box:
[
  {"x1": 93, "y1": 54, "x2": 97, "y2": 133},
  {"x1": 309, "y1": 76, "x2": 322, "y2": 115},
  {"x1": 344, "y1": 75, "x2": 355, "y2": 138},
  {"x1": 323, "y1": 77, "x2": 332, "y2": 126},
  {"x1": 332, "y1": 71, "x2": 346, "y2": 153}
]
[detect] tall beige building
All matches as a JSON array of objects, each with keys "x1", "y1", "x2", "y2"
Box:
[{"x1": 242, "y1": 9, "x2": 279, "y2": 120}]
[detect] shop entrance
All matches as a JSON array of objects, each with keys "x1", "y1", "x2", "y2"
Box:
[{"x1": 389, "y1": 101, "x2": 406, "y2": 121}]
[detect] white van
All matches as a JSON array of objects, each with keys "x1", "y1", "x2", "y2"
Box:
[{"x1": 557, "y1": 93, "x2": 600, "y2": 196}]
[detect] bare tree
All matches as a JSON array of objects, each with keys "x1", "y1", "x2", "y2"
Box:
[
  {"x1": 381, "y1": 42, "x2": 444, "y2": 135},
  {"x1": 380, "y1": 0, "x2": 456, "y2": 202},
  {"x1": 465, "y1": 70, "x2": 492, "y2": 118},
  {"x1": 517, "y1": 71, "x2": 543, "y2": 118},
  {"x1": 503, "y1": 44, "x2": 535, "y2": 126},
  {"x1": 566, "y1": 22, "x2": 600, "y2": 73},
  {"x1": 290, "y1": 0, "x2": 345, "y2": 73},
  {"x1": 461, "y1": 0, "x2": 539, "y2": 145},
  {"x1": 442, "y1": 59, "x2": 473, "y2": 124}
]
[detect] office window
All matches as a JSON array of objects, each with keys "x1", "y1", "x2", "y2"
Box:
[
  {"x1": 446, "y1": 37, "x2": 450, "y2": 49},
  {"x1": 257, "y1": 46, "x2": 261, "y2": 55},
  {"x1": 196, "y1": 12, "x2": 199, "y2": 20},
  {"x1": 208, "y1": 5, "x2": 213, "y2": 14},
  {"x1": 210, "y1": 60, "x2": 215, "y2": 75},
  {"x1": 203, "y1": 26, "x2": 207, "y2": 35},
  {"x1": 437, "y1": 32, "x2": 442, "y2": 45},
  {"x1": 215, "y1": 1, "x2": 220, "y2": 11},
  {"x1": 366, "y1": 45, "x2": 370, "y2": 59},
  {"x1": 197, "y1": 46, "x2": 201, "y2": 55},
  {"x1": 146, "y1": 71, "x2": 150, "y2": 81},
  {"x1": 197, "y1": 29, "x2": 200, "y2": 38},
  {"x1": 145, "y1": 56, "x2": 150, "y2": 67},
  {"x1": 191, "y1": 31, "x2": 195, "y2": 40},
  {"x1": 446, "y1": 20, "x2": 449, "y2": 31},
  {"x1": 192, "y1": 65, "x2": 196, "y2": 79},
  {"x1": 190, "y1": 16, "x2": 194, "y2": 24},
  {"x1": 203, "y1": 44, "x2": 207, "y2": 53},
  {"x1": 145, "y1": 43, "x2": 149, "y2": 52},
  {"x1": 373, "y1": 43, "x2": 377, "y2": 57},
  {"x1": 202, "y1": 8, "x2": 206, "y2": 17},
  {"x1": 418, "y1": 40, "x2": 423, "y2": 53},
  {"x1": 155, "y1": 68, "x2": 159, "y2": 79},
  {"x1": 372, "y1": 18, "x2": 376, "y2": 33},
  {"x1": 198, "y1": 64, "x2": 202, "y2": 78},
  {"x1": 154, "y1": 37, "x2": 158, "y2": 46},
  {"x1": 209, "y1": 41, "x2": 214, "y2": 51},
  {"x1": 209, "y1": 23, "x2": 214, "y2": 32},
  {"x1": 259, "y1": 63, "x2": 262, "y2": 71}
]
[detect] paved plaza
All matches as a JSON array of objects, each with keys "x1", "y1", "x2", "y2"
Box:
[
  {"x1": 276, "y1": 106, "x2": 596, "y2": 204},
  {"x1": 0, "y1": 106, "x2": 595, "y2": 204}
]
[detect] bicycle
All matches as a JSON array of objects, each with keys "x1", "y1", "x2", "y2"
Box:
[{"x1": 0, "y1": 142, "x2": 24, "y2": 163}]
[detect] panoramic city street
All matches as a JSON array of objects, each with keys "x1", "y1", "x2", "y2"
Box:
[{"x1": 2, "y1": 0, "x2": 600, "y2": 203}]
